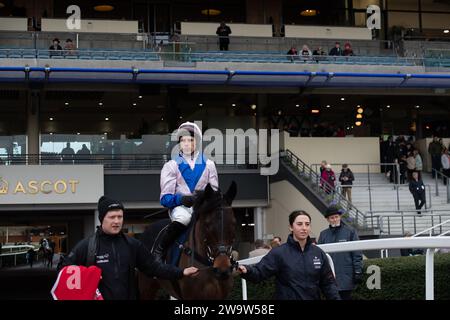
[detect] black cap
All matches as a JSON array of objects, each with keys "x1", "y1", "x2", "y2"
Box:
[
  {"x1": 98, "y1": 196, "x2": 124, "y2": 223},
  {"x1": 324, "y1": 205, "x2": 343, "y2": 218}
]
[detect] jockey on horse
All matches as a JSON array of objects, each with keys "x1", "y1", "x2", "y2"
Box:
[{"x1": 154, "y1": 121, "x2": 219, "y2": 263}]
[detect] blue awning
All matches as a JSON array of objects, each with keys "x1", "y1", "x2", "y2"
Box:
[{"x1": 1, "y1": 67, "x2": 450, "y2": 88}]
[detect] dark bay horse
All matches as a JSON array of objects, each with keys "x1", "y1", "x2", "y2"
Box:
[{"x1": 138, "y1": 181, "x2": 237, "y2": 300}]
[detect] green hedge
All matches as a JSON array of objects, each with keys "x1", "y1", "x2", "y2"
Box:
[{"x1": 229, "y1": 253, "x2": 450, "y2": 300}]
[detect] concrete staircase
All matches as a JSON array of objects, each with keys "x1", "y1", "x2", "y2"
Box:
[{"x1": 347, "y1": 172, "x2": 450, "y2": 235}]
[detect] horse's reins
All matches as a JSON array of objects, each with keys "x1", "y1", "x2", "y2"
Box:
[{"x1": 183, "y1": 194, "x2": 238, "y2": 273}]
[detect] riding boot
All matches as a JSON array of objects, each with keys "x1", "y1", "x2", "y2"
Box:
[{"x1": 153, "y1": 221, "x2": 187, "y2": 263}]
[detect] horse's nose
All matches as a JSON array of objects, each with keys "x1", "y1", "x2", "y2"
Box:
[{"x1": 212, "y1": 267, "x2": 231, "y2": 280}]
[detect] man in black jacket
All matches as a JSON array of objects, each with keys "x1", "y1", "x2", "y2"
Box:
[
  {"x1": 61, "y1": 196, "x2": 198, "y2": 300},
  {"x1": 238, "y1": 210, "x2": 340, "y2": 300},
  {"x1": 409, "y1": 171, "x2": 426, "y2": 214},
  {"x1": 339, "y1": 164, "x2": 355, "y2": 203},
  {"x1": 216, "y1": 22, "x2": 232, "y2": 51},
  {"x1": 318, "y1": 206, "x2": 363, "y2": 300}
]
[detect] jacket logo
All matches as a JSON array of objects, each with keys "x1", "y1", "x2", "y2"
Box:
[
  {"x1": 96, "y1": 253, "x2": 109, "y2": 264},
  {"x1": 313, "y1": 256, "x2": 321, "y2": 269}
]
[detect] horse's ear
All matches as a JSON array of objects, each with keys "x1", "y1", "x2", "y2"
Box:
[
  {"x1": 224, "y1": 181, "x2": 237, "y2": 205},
  {"x1": 205, "y1": 183, "x2": 215, "y2": 199}
]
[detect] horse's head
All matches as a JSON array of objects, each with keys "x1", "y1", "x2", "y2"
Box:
[{"x1": 194, "y1": 181, "x2": 237, "y2": 280}]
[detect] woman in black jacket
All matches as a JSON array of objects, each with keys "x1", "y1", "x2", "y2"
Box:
[{"x1": 238, "y1": 210, "x2": 340, "y2": 300}]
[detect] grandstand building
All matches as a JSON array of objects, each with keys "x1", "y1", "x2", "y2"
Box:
[{"x1": 1, "y1": 0, "x2": 450, "y2": 291}]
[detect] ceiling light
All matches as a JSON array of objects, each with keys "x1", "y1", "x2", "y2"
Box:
[
  {"x1": 278, "y1": 110, "x2": 282, "y2": 115},
  {"x1": 295, "y1": 104, "x2": 300, "y2": 107},
  {"x1": 357, "y1": 107, "x2": 364, "y2": 114},
  {"x1": 105, "y1": 117, "x2": 109, "y2": 121},
  {"x1": 201, "y1": 9, "x2": 221, "y2": 16},
  {"x1": 179, "y1": 116, "x2": 183, "y2": 119},
  {"x1": 77, "y1": 132, "x2": 80, "y2": 135},
  {"x1": 138, "y1": 95, "x2": 143, "y2": 99},
  {"x1": 161, "y1": 117, "x2": 164, "y2": 121},
  {"x1": 49, "y1": 132, "x2": 53, "y2": 135},
  {"x1": 326, "y1": 105, "x2": 331, "y2": 108},
  {"x1": 444, "y1": 30, "x2": 450, "y2": 34},
  {"x1": 346, "y1": 127, "x2": 350, "y2": 130},
  {"x1": 356, "y1": 114, "x2": 363, "y2": 119},
  {"x1": 311, "y1": 109, "x2": 320, "y2": 114},
  {"x1": 199, "y1": 103, "x2": 203, "y2": 107},
  {"x1": 300, "y1": 9, "x2": 317, "y2": 17},
  {"x1": 94, "y1": 5, "x2": 114, "y2": 12},
  {"x1": 133, "y1": 103, "x2": 137, "y2": 106},
  {"x1": 251, "y1": 104, "x2": 257, "y2": 110},
  {"x1": 98, "y1": 102, "x2": 103, "y2": 106},
  {"x1": 386, "y1": 105, "x2": 391, "y2": 108},
  {"x1": 340, "y1": 97, "x2": 345, "y2": 101},
  {"x1": 65, "y1": 102, "x2": 69, "y2": 106},
  {"x1": 426, "y1": 125, "x2": 430, "y2": 129},
  {"x1": 232, "y1": 103, "x2": 236, "y2": 107},
  {"x1": 415, "y1": 105, "x2": 420, "y2": 109},
  {"x1": 49, "y1": 117, "x2": 54, "y2": 121},
  {"x1": 355, "y1": 121, "x2": 362, "y2": 126}
]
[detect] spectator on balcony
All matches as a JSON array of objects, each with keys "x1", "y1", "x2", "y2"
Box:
[
  {"x1": 216, "y1": 22, "x2": 232, "y2": 51},
  {"x1": 60, "y1": 142, "x2": 75, "y2": 164},
  {"x1": 75, "y1": 144, "x2": 91, "y2": 164},
  {"x1": 428, "y1": 136, "x2": 443, "y2": 178},
  {"x1": 343, "y1": 42, "x2": 354, "y2": 56},
  {"x1": 409, "y1": 171, "x2": 426, "y2": 215},
  {"x1": 63, "y1": 38, "x2": 76, "y2": 56},
  {"x1": 313, "y1": 47, "x2": 325, "y2": 56},
  {"x1": 328, "y1": 42, "x2": 343, "y2": 56},
  {"x1": 321, "y1": 164, "x2": 336, "y2": 194},
  {"x1": 312, "y1": 46, "x2": 326, "y2": 63},
  {"x1": 441, "y1": 148, "x2": 450, "y2": 185},
  {"x1": 339, "y1": 164, "x2": 354, "y2": 203},
  {"x1": 286, "y1": 46, "x2": 298, "y2": 62},
  {"x1": 49, "y1": 38, "x2": 62, "y2": 57},
  {"x1": 300, "y1": 44, "x2": 312, "y2": 61}
]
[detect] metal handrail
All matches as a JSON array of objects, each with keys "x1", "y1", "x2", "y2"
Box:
[
  {"x1": 311, "y1": 162, "x2": 401, "y2": 186},
  {"x1": 374, "y1": 212, "x2": 450, "y2": 236},
  {"x1": 412, "y1": 218, "x2": 450, "y2": 237},
  {"x1": 339, "y1": 183, "x2": 433, "y2": 212},
  {"x1": 0, "y1": 153, "x2": 263, "y2": 170},
  {"x1": 432, "y1": 169, "x2": 450, "y2": 203},
  {"x1": 282, "y1": 150, "x2": 366, "y2": 229}
]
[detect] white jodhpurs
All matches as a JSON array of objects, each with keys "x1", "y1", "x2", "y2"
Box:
[{"x1": 170, "y1": 205, "x2": 193, "y2": 226}]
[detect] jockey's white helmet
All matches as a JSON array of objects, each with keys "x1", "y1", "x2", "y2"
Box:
[{"x1": 176, "y1": 121, "x2": 202, "y2": 141}]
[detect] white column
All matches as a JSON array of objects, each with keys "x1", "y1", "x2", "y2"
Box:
[{"x1": 254, "y1": 207, "x2": 265, "y2": 240}]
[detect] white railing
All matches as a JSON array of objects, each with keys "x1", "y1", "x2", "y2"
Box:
[
  {"x1": 0, "y1": 244, "x2": 36, "y2": 267},
  {"x1": 237, "y1": 237, "x2": 450, "y2": 300},
  {"x1": 413, "y1": 219, "x2": 450, "y2": 237}
]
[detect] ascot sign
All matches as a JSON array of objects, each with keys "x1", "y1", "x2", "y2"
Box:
[
  {"x1": 0, "y1": 165, "x2": 103, "y2": 205},
  {"x1": 0, "y1": 178, "x2": 79, "y2": 195}
]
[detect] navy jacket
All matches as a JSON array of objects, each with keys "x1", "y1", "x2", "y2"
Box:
[
  {"x1": 318, "y1": 223, "x2": 363, "y2": 291},
  {"x1": 63, "y1": 229, "x2": 183, "y2": 300},
  {"x1": 241, "y1": 234, "x2": 340, "y2": 300}
]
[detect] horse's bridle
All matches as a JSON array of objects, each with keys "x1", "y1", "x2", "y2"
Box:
[{"x1": 183, "y1": 200, "x2": 238, "y2": 273}]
